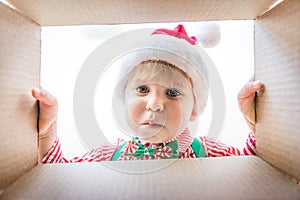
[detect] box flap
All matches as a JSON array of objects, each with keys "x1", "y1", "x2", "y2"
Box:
[
  {"x1": 1, "y1": 157, "x2": 300, "y2": 199},
  {"x1": 0, "y1": 3, "x2": 40, "y2": 190},
  {"x1": 255, "y1": 0, "x2": 300, "y2": 180},
  {"x1": 7, "y1": 0, "x2": 277, "y2": 26}
]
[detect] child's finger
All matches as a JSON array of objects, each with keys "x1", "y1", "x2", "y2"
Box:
[
  {"x1": 251, "y1": 80, "x2": 263, "y2": 92},
  {"x1": 238, "y1": 80, "x2": 263, "y2": 100},
  {"x1": 32, "y1": 87, "x2": 57, "y2": 107}
]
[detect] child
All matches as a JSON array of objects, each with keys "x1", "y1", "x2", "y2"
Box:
[{"x1": 32, "y1": 24, "x2": 263, "y2": 163}]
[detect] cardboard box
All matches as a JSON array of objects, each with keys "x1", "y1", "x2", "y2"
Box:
[{"x1": 0, "y1": 0, "x2": 299, "y2": 199}]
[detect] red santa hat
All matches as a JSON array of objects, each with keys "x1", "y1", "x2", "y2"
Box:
[{"x1": 114, "y1": 23, "x2": 220, "y2": 112}]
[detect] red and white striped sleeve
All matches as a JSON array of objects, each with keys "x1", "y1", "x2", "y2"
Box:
[
  {"x1": 198, "y1": 132, "x2": 256, "y2": 157},
  {"x1": 41, "y1": 137, "x2": 124, "y2": 164},
  {"x1": 242, "y1": 132, "x2": 256, "y2": 155}
]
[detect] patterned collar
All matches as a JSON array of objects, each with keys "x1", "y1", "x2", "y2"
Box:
[{"x1": 137, "y1": 129, "x2": 193, "y2": 154}]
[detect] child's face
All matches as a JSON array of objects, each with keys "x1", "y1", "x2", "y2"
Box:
[{"x1": 124, "y1": 63, "x2": 197, "y2": 143}]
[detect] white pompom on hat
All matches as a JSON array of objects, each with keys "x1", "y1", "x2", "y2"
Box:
[{"x1": 193, "y1": 22, "x2": 221, "y2": 48}]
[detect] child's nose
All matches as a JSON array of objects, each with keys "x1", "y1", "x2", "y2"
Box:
[{"x1": 146, "y1": 94, "x2": 164, "y2": 112}]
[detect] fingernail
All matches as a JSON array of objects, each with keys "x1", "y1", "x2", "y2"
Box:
[
  {"x1": 252, "y1": 81, "x2": 260, "y2": 87},
  {"x1": 33, "y1": 87, "x2": 41, "y2": 94},
  {"x1": 40, "y1": 88, "x2": 46, "y2": 95}
]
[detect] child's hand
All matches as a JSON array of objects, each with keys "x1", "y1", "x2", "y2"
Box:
[
  {"x1": 238, "y1": 76, "x2": 263, "y2": 134},
  {"x1": 32, "y1": 87, "x2": 58, "y2": 162}
]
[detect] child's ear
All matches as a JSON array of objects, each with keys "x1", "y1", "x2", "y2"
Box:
[{"x1": 189, "y1": 109, "x2": 198, "y2": 121}]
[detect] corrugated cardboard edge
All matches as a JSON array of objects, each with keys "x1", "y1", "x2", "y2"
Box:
[
  {"x1": 0, "y1": 3, "x2": 40, "y2": 190},
  {"x1": 255, "y1": 0, "x2": 300, "y2": 181},
  {"x1": 8, "y1": 0, "x2": 276, "y2": 26},
  {"x1": 1, "y1": 157, "x2": 300, "y2": 199}
]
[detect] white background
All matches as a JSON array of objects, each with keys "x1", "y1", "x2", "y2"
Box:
[{"x1": 41, "y1": 21, "x2": 254, "y2": 158}]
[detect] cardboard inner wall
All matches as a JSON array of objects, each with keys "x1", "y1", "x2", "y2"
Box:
[
  {"x1": 0, "y1": 4, "x2": 40, "y2": 190},
  {"x1": 255, "y1": 0, "x2": 300, "y2": 180},
  {"x1": 8, "y1": 0, "x2": 277, "y2": 25},
  {"x1": 2, "y1": 157, "x2": 300, "y2": 199}
]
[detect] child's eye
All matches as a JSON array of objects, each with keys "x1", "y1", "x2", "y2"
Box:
[
  {"x1": 166, "y1": 89, "x2": 181, "y2": 98},
  {"x1": 136, "y1": 85, "x2": 150, "y2": 94}
]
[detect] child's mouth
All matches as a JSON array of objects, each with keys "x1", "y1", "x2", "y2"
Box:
[{"x1": 141, "y1": 121, "x2": 163, "y2": 128}]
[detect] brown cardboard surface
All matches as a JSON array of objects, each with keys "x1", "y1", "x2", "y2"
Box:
[
  {"x1": 7, "y1": 0, "x2": 277, "y2": 26},
  {"x1": 255, "y1": 0, "x2": 300, "y2": 180},
  {"x1": 2, "y1": 156, "x2": 300, "y2": 199},
  {"x1": 0, "y1": 3, "x2": 40, "y2": 190}
]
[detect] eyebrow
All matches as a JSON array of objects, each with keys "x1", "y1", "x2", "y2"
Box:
[{"x1": 129, "y1": 78, "x2": 191, "y2": 90}]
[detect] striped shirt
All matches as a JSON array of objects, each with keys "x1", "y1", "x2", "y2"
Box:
[{"x1": 42, "y1": 130, "x2": 256, "y2": 164}]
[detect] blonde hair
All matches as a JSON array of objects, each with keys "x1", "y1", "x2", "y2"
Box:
[{"x1": 127, "y1": 59, "x2": 193, "y2": 88}]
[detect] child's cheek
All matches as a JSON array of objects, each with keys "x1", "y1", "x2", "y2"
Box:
[
  {"x1": 165, "y1": 101, "x2": 182, "y2": 124},
  {"x1": 126, "y1": 97, "x2": 145, "y2": 125},
  {"x1": 167, "y1": 99, "x2": 192, "y2": 127}
]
